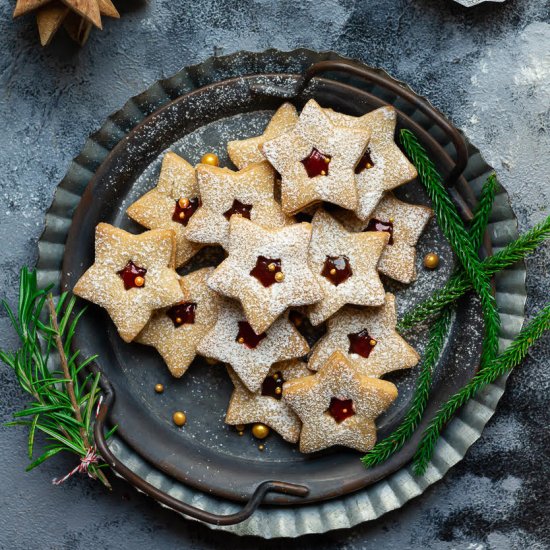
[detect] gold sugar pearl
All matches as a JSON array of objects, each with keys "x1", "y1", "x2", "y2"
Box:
[
  {"x1": 342, "y1": 408, "x2": 348, "y2": 414},
  {"x1": 267, "y1": 263, "x2": 277, "y2": 272},
  {"x1": 175, "y1": 317, "x2": 182, "y2": 325},
  {"x1": 320, "y1": 170, "x2": 326, "y2": 176},
  {"x1": 329, "y1": 268, "x2": 337, "y2": 276},
  {"x1": 154, "y1": 383, "x2": 164, "y2": 394},
  {"x1": 251, "y1": 423, "x2": 270, "y2": 439},
  {"x1": 274, "y1": 272, "x2": 285, "y2": 283},
  {"x1": 238, "y1": 337, "x2": 245, "y2": 344},
  {"x1": 324, "y1": 157, "x2": 330, "y2": 164},
  {"x1": 424, "y1": 252, "x2": 440, "y2": 270},
  {"x1": 258, "y1": 444, "x2": 265, "y2": 451},
  {"x1": 178, "y1": 197, "x2": 190, "y2": 209},
  {"x1": 370, "y1": 339, "x2": 377, "y2": 346},
  {"x1": 201, "y1": 152, "x2": 219, "y2": 166},
  {"x1": 172, "y1": 411, "x2": 187, "y2": 427},
  {"x1": 275, "y1": 387, "x2": 282, "y2": 395},
  {"x1": 134, "y1": 276, "x2": 145, "y2": 287},
  {"x1": 389, "y1": 217, "x2": 394, "y2": 223},
  {"x1": 179, "y1": 212, "x2": 185, "y2": 219},
  {"x1": 366, "y1": 163, "x2": 373, "y2": 169},
  {"x1": 238, "y1": 431, "x2": 244, "y2": 436}
]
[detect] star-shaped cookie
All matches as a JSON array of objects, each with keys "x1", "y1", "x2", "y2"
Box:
[
  {"x1": 340, "y1": 193, "x2": 434, "y2": 284},
  {"x1": 197, "y1": 299, "x2": 310, "y2": 392},
  {"x1": 283, "y1": 351, "x2": 398, "y2": 453},
  {"x1": 207, "y1": 216, "x2": 323, "y2": 334},
  {"x1": 227, "y1": 103, "x2": 299, "y2": 169},
  {"x1": 126, "y1": 152, "x2": 203, "y2": 268},
  {"x1": 308, "y1": 293, "x2": 420, "y2": 376},
  {"x1": 324, "y1": 105, "x2": 418, "y2": 220},
  {"x1": 262, "y1": 99, "x2": 371, "y2": 215},
  {"x1": 73, "y1": 224, "x2": 185, "y2": 343},
  {"x1": 184, "y1": 161, "x2": 292, "y2": 251},
  {"x1": 225, "y1": 360, "x2": 311, "y2": 443},
  {"x1": 135, "y1": 267, "x2": 220, "y2": 378},
  {"x1": 307, "y1": 209, "x2": 389, "y2": 326}
]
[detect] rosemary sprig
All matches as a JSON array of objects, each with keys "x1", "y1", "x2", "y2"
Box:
[
  {"x1": 361, "y1": 308, "x2": 453, "y2": 468},
  {"x1": 413, "y1": 303, "x2": 550, "y2": 475},
  {"x1": 400, "y1": 129, "x2": 501, "y2": 371},
  {"x1": 398, "y1": 215, "x2": 550, "y2": 330},
  {"x1": 1, "y1": 268, "x2": 112, "y2": 487}
]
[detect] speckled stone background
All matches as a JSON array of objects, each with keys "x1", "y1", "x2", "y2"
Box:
[{"x1": 1, "y1": 0, "x2": 549, "y2": 548}]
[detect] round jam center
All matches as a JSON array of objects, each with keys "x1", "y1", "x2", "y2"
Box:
[
  {"x1": 348, "y1": 329, "x2": 377, "y2": 358},
  {"x1": 236, "y1": 321, "x2": 267, "y2": 349},
  {"x1": 223, "y1": 199, "x2": 253, "y2": 221},
  {"x1": 321, "y1": 255, "x2": 352, "y2": 286},
  {"x1": 250, "y1": 256, "x2": 282, "y2": 288},
  {"x1": 301, "y1": 148, "x2": 331, "y2": 178},
  {"x1": 365, "y1": 218, "x2": 394, "y2": 245},
  {"x1": 173, "y1": 197, "x2": 200, "y2": 226},
  {"x1": 328, "y1": 397, "x2": 355, "y2": 423},
  {"x1": 261, "y1": 371, "x2": 284, "y2": 400},
  {"x1": 355, "y1": 148, "x2": 375, "y2": 174},
  {"x1": 117, "y1": 261, "x2": 147, "y2": 290},
  {"x1": 166, "y1": 302, "x2": 197, "y2": 327}
]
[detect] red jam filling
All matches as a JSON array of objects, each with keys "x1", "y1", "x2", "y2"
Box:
[
  {"x1": 355, "y1": 148, "x2": 375, "y2": 174},
  {"x1": 250, "y1": 256, "x2": 282, "y2": 288},
  {"x1": 261, "y1": 371, "x2": 284, "y2": 400},
  {"x1": 172, "y1": 197, "x2": 200, "y2": 226},
  {"x1": 166, "y1": 302, "x2": 197, "y2": 327},
  {"x1": 328, "y1": 397, "x2": 355, "y2": 423},
  {"x1": 321, "y1": 255, "x2": 352, "y2": 286},
  {"x1": 223, "y1": 199, "x2": 253, "y2": 221},
  {"x1": 301, "y1": 148, "x2": 331, "y2": 178},
  {"x1": 117, "y1": 261, "x2": 147, "y2": 290},
  {"x1": 236, "y1": 321, "x2": 267, "y2": 349},
  {"x1": 365, "y1": 218, "x2": 394, "y2": 245},
  {"x1": 348, "y1": 329, "x2": 377, "y2": 358}
]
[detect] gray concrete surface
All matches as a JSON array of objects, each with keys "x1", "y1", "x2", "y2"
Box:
[{"x1": 1, "y1": 0, "x2": 549, "y2": 548}]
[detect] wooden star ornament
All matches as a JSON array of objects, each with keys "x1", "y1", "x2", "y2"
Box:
[{"x1": 283, "y1": 351, "x2": 398, "y2": 453}]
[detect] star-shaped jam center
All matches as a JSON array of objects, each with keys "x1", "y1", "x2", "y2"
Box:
[
  {"x1": 223, "y1": 199, "x2": 253, "y2": 221},
  {"x1": 166, "y1": 302, "x2": 197, "y2": 327},
  {"x1": 236, "y1": 321, "x2": 267, "y2": 349},
  {"x1": 348, "y1": 329, "x2": 377, "y2": 358},
  {"x1": 321, "y1": 255, "x2": 353, "y2": 286},
  {"x1": 365, "y1": 218, "x2": 394, "y2": 245},
  {"x1": 328, "y1": 397, "x2": 355, "y2": 423},
  {"x1": 355, "y1": 147, "x2": 375, "y2": 174},
  {"x1": 117, "y1": 261, "x2": 147, "y2": 290},
  {"x1": 250, "y1": 256, "x2": 283, "y2": 288},
  {"x1": 301, "y1": 148, "x2": 331, "y2": 178},
  {"x1": 172, "y1": 197, "x2": 200, "y2": 226},
  {"x1": 261, "y1": 370, "x2": 285, "y2": 400}
]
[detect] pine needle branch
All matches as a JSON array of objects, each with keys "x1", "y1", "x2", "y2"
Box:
[{"x1": 469, "y1": 173, "x2": 498, "y2": 252}]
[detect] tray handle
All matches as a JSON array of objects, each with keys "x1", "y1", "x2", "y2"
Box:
[{"x1": 93, "y1": 376, "x2": 309, "y2": 526}]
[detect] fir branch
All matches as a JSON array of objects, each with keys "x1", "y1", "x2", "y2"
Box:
[
  {"x1": 0, "y1": 267, "x2": 111, "y2": 488},
  {"x1": 469, "y1": 173, "x2": 497, "y2": 252},
  {"x1": 362, "y1": 308, "x2": 452, "y2": 468},
  {"x1": 400, "y1": 129, "x2": 500, "y2": 371},
  {"x1": 399, "y1": 215, "x2": 550, "y2": 330},
  {"x1": 413, "y1": 303, "x2": 550, "y2": 475}
]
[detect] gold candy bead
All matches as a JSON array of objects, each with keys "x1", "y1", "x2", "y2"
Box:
[
  {"x1": 238, "y1": 337, "x2": 245, "y2": 344},
  {"x1": 370, "y1": 339, "x2": 377, "y2": 346},
  {"x1": 329, "y1": 268, "x2": 337, "y2": 276},
  {"x1": 324, "y1": 157, "x2": 330, "y2": 164},
  {"x1": 178, "y1": 197, "x2": 190, "y2": 209},
  {"x1": 267, "y1": 263, "x2": 277, "y2": 272},
  {"x1": 134, "y1": 276, "x2": 145, "y2": 287},
  {"x1": 172, "y1": 411, "x2": 187, "y2": 426},
  {"x1": 201, "y1": 152, "x2": 219, "y2": 166},
  {"x1": 389, "y1": 217, "x2": 394, "y2": 223},
  {"x1": 258, "y1": 444, "x2": 265, "y2": 451},
  {"x1": 274, "y1": 272, "x2": 285, "y2": 283},
  {"x1": 424, "y1": 252, "x2": 440, "y2": 270},
  {"x1": 275, "y1": 387, "x2": 282, "y2": 395},
  {"x1": 154, "y1": 383, "x2": 164, "y2": 394},
  {"x1": 320, "y1": 170, "x2": 326, "y2": 176},
  {"x1": 251, "y1": 423, "x2": 270, "y2": 439}
]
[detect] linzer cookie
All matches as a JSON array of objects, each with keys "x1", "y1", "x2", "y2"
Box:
[
  {"x1": 324, "y1": 105, "x2": 418, "y2": 220},
  {"x1": 135, "y1": 268, "x2": 220, "y2": 378},
  {"x1": 341, "y1": 193, "x2": 433, "y2": 284},
  {"x1": 262, "y1": 99, "x2": 371, "y2": 215},
  {"x1": 307, "y1": 209, "x2": 388, "y2": 326},
  {"x1": 283, "y1": 351, "x2": 397, "y2": 453},
  {"x1": 207, "y1": 216, "x2": 323, "y2": 334},
  {"x1": 73, "y1": 224, "x2": 184, "y2": 343},
  {"x1": 225, "y1": 360, "x2": 311, "y2": 443},
  {"x1": 197, "y1": 299, "x2": 309, "y2": 393},
  {"x1": 126, "y1": 152, "x2": 203, "y2": 268},
  {"x1": 308, "y1": 293, "x2": 420, "y2": 376},
  {"x1": 227, "y1": 103, "x2": 299, "y2": 169},
  {"x1": 184, "y1": 161, "x2": 291, "y2": 251}
]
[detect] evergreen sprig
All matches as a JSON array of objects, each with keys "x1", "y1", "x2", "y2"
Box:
[
  {"x1": 413, "y1": 303, "x2": 550, "y2": 475},
  {"x1": 0, "y1": 268, "x2": 113, "y2": 487},
  {"x1": 361, "y1": 308, "x2": 453, "y2": 468},
  {"x1": 400, "y1": 129, "x2": 501, "y2": 372},
  {"x1": 398, "y1": 215, "x2": 550, "y2": 330},
  {"x1": 469, "y1": 173, "x2": 497, "y2": 252}
]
